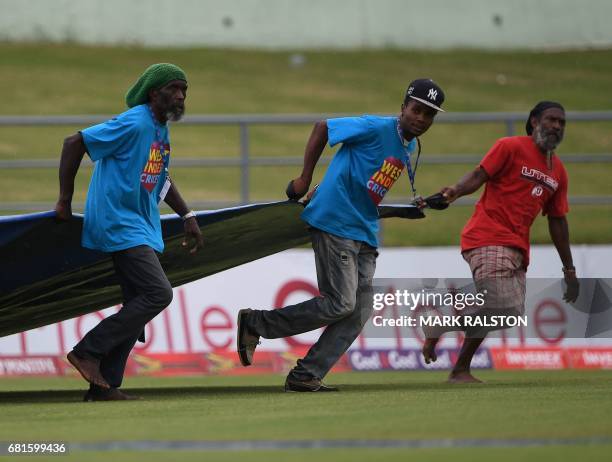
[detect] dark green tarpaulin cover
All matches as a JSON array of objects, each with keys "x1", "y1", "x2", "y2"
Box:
[{"x1": 0, "y1": 201, "x2": 423, "y2": 337}]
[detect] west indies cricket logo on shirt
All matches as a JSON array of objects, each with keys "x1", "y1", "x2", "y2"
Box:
[
  {"x1": 367, "y1": 156, "x2": 404, "y2": 204},
  {"x1": 140, "y1": 142, "x2": 170, "y2": 192}
]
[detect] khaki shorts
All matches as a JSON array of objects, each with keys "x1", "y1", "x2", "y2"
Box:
[{"x1": 462, "y1": 245, "x2": 526, "y2": 314}]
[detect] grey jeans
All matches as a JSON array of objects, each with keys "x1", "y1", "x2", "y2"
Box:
[{"x1": 247, "y1": 228, "x2": 377, "y2": 379}]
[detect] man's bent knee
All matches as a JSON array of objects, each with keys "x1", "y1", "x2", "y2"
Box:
[
  {"x1": 325, "y1": 294, "x2": 356, "y2": 319},
  {"x1": 147, "y1": 283, "x2": 173, "y2": 311}
]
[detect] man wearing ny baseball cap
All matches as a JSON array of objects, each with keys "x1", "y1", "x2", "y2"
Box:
[{"x1": 237, "y1": 78, "x2": 445, "y2": 391}]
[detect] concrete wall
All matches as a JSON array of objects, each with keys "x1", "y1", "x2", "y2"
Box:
[{"x1": 1, "y1": 0, "x2": 611, "y2": 50}]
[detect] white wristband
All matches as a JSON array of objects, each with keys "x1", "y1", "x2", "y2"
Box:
[{"x1": 182, "y1": 211, "x2": 196, "y2": 221}]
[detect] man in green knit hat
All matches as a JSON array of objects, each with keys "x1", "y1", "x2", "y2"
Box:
[{"x1": 55, "y1": 63, "x2": 203, "y2": 401}]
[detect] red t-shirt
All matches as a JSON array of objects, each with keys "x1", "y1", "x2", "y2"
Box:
[{"x1": 461, "y1": 136, "x2": 569, "y2": 267}]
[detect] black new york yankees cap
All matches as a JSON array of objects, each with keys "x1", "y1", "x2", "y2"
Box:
[{"x1": 405, "y1": 78, "x2": 445, "y2": 112}]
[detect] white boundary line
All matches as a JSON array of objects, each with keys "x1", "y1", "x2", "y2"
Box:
[{"x1": 68, "y1": 437, "x2": 612, "y2": 452}]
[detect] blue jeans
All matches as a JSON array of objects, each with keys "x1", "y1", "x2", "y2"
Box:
[{"x1": 247, "y1": 228, "x2": 377, "y2": 379}]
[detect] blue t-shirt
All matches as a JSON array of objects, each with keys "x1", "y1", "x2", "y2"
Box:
[
  {"x1": 301, "y1": 115, "x2": 416, "y2": 248},
  {"x1": 80, "y1": 104, "x2": 170, "y2": 253}
]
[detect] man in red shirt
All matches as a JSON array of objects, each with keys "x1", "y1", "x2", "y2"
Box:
[{"x1": 423, "y1": 101, "x2": 580, "y2": 382}]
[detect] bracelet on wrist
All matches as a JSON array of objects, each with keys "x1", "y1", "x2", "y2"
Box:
[{"x1": 182, "y1": 211, "x2": 196, "y2": 221}]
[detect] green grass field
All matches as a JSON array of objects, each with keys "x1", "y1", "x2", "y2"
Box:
[
  {"x1": 0, "y1": 44, "x2": 611, "y2": 245},
  {"x1": 1, "y1": 371, "x2": 611, "y2": 461},
  {"x1": 1, "y1": 44, "x2": 611, "y2": 462}
]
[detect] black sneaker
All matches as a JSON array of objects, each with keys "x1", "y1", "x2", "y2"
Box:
[
  {"x1": 237, "y1": 309, "x2": 260, "y2": 366},
  {"x1": 284, "y1": 374, "x2": 339, "y2": 392}
]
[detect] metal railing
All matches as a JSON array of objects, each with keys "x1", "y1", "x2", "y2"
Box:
[{"x1": 1, "y1": 111, "x2": 611, "y2": 211}]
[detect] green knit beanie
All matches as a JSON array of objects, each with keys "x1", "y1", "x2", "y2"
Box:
[{"x1": 125, "y1": 63, "x2": 187, "y2": 108}]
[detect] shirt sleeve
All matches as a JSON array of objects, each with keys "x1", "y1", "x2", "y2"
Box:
[
  {"x1": 327, "y1": 116, "x2": 374, "y2": 147},
  {"x1": 81, "y1": 113, "x2": 139, "y2": 162},
  {"x1": 479, "y1": 138, "x2": 513, "y2": 180},
  {"x1": 543, "y1": 163, "x2": 569, "y2": 217}
]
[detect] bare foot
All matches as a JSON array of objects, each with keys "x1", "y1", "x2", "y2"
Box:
[
  {"x1": 447, "y1": 371, "x2": 484, "y2": 384},
  {"x1": 422, "y1": 338, "x2": 439, "y2": 364}
]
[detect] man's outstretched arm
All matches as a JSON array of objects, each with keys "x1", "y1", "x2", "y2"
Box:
[
  {"x1": 440, "y1": 166, "x2": 489, "y2": 203},
  {"x1": 56, "y1": 133, "x2": 87, "y2": 221},
  {"x1": 286, "y1": 120, "x2": 328, "y2": 200}
]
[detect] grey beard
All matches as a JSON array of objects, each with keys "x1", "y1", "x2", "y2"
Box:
[
  {"x1": 534, "y1": 125, "x2": 562, "y2": 152},
  {"x1": 166, "y1": 106, "x2": 184, "y2": 122}
]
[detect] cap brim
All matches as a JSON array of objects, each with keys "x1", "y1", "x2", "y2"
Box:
[{"x1": 409, "y1": 96, "x2": 445, "y2": 112}]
